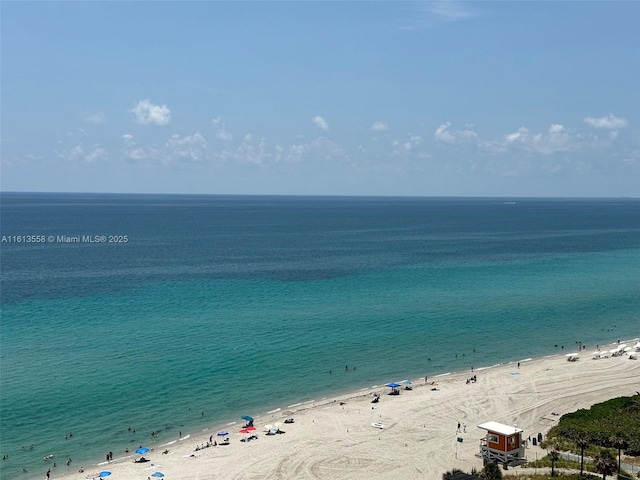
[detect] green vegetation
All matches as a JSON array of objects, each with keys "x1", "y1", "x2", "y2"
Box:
[
  {"x1": 442, "y1": 463, "x2": 503, "y2": 480},
  {"x1": 548, "y1": 450, "x2": 560, "y2": 476},
  {"x1": 593, "y1": 450, "x2": 617, "y2": 480},
  {"x1": 443, "y1": 468, "x2": 464, "y2": 479},
  {"x1": 507, "y1": 475, "x2": 600, "y2": 480},
  {"x1": 526, "y1": 452, "x2": 635, "y2": 478},
  {"x1": 482, "y1": 462, "x2": 503, "y2": 480},
  {"x1": 544, "y1": 395, "x2": 640, "y2": 455}
]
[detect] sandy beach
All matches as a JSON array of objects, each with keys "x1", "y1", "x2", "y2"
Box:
[{"x1": 52, "y1": 344, "x2": 639, "y2": 480}]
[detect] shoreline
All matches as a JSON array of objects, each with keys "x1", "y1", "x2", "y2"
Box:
[{"x1": 23, "y1": 337, "x2": 639, "y2": 480}]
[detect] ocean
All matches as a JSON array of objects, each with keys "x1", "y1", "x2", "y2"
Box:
[{"x1": 1, "y1": 193, "x2": 639, "y2": 479}]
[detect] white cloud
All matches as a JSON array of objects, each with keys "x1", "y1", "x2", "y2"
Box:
[
  {"x1": 84, "y1": 145, "x2": 108, "y2": 163},
  {"x1": 426, "y1": 1, "x2": 472, "y2": 20},
  {"x1": 243, "y1": 133, "x2": 253, "y2": 143},
  {"x1": 81, "y1": 111, "x2": 105, "y2": 124},
  {"x1": 218, "y1": 136, "x2": 271, "y2": 164},
  {"x1": 392, "y1": 133, "x2": 423, "y2": 156},
  {"x1": 130, "y1": 99, "x2": 171, "y2": 126},
  {"x1": 285, "y1": 144, "x2": 307, "y2": 163},
  {"x1": 166, "y1": 132, "x2": 208, "y2": 162},
  {"x1": 212, "y1": 116, "x2": 233, "y2": 141},
  {"x1": 502, "y1": 125, "x2": 572, "y2": 155},
  {"x1": 220, "y1": 136, "x2": 347, "y2": 164},
  {"x1": 371, "y1": 121, "x2": 389, "y2": 132},
  {"x1": 57, "y1": 143, "x2": 108, "y2": 163},
  {"x1": 128, "y1": 148, "x2": 148, "y2": 161},
  {"x1": 313, "y1": 116, "x2": 329, "y2": 132},
  {"x1": 505, "y1": 128, "x2": 526, "y2": 143},
  {"x1": 68, "y1": 145, "x2": 84, "y2": 162},
  {"x1": 309, "y1": 137, "x2": 347, "y2": 160},
  {"x1": 216, "y1": 129, "x2": 233, "y2": 142},
  {"x1": 123, "y1": 133, "x2": 207, "y2": 165},
  {"x1": 434, "y1": 122, "x2": 477, "y2": 144},
  {"x1": 583, "y1": 114, "x2": 628, "y2": 129}
]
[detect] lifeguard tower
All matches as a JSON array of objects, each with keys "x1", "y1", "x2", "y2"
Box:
[{"x1": 477, "y1": 421, "x2": 526, "y2": 467}]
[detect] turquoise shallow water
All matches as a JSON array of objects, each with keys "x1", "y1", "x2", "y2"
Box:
[{"x1": 1, "y1": 194, "x2": 639, "y2": 479}]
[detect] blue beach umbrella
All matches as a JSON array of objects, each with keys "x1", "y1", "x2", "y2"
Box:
[
  {"x1": 241, "y1": 415, "x2": 254, "y2": 423},
  {"x1": 385, "y1": 382, "x2": 402, "y2": 395},
  {"x1": 135, "y1": 447, "x2": 150, "y2": 454},
  {"x1": 151, "y1": 472, "x2": 165, "y2": 478},
  {"x1": 98, "y1": 472, "x2": 112, "y2": 478},
  {"x1": 217, "y1": 431, "x2": 229, "y2": 437}
]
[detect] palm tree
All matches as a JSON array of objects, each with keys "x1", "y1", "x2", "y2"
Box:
[
  {"x1": 482, "y1": 462, "x2": 503, "y2": 480},
  {"x1": 609, "y1": 436, "x2": 628, "y2": 478},
  {"x1": 576, "y1": 436, "x2": 590, "y2": 476},
  {"x1": 594, "y1": 450, "x2": 617, "y2": 480},
  {"x1": 548, "y1": 450, "x2": 560, "y2": 477},
  {"x1": 443, "y1": 468, "x2": 463, "y2": 479}
]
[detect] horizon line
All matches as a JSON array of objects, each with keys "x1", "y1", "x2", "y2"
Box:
[{"x1": 1, "y1": 190, "x2": 639, "y2": 201}]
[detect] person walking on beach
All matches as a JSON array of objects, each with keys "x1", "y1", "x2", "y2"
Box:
[
  {"x1": 46, "y1": 468, "x2": 51, "y2": 479},
  {"x1": 457, "y1": 422, "x2": 460, "y2": 433}
]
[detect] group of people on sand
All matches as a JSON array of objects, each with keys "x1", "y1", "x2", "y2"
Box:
[
  {"x1": 195, "y1": 440, "x2": 218, "y2": 451},
  {"x1": 466, "y1": 375, "x2": 477, "y2": 384}
]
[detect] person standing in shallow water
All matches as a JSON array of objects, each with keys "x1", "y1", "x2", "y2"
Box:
[{"x1": 46, "y1": 468, "x2": 51, "y2": 479}]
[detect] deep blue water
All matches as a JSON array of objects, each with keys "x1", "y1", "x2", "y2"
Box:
[{"x1": 1, "y1": 193, "x2": 639, "y2": 479}]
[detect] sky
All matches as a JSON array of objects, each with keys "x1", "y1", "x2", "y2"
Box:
[{"x1": 1, "y1": 1, "x2": 639, "y2": 197}]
